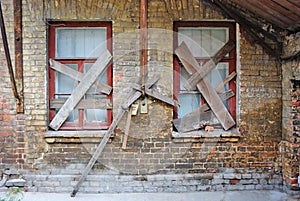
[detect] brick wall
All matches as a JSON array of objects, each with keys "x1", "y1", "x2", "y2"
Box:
[
  {"x1": 0, "y1": 0, "x2": 26, "y2": 171},
  {"x1": 0, "y1": 0, "x2": 288, "y2": 193},
  {"x1": 282, "y1": 34, "x2": 300, "y2": 192}
]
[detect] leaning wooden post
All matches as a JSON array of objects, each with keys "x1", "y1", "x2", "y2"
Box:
[{"x1": 70, "y1": 90, "x2": 142, "y2": 197}]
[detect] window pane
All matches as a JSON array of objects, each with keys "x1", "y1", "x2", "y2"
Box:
[
  {"x1": 84, "y1": 63, "x2": 107, "y2": 95},
  {"x1": 56, "y1": 28, "x2": 107, "y2": 58},
  {"x1": 55, "y1": 64, "x2": 78, "y2": 122},
  {"x1": 178, "y1": 27, "x2": 228, "y2": 58},
  {"x1": 85, "y1": 109, "x2": 107, "y2": 123},
  {"x1": 84, "y1": 63, "x2": 108, "y2": 123},
  {"x1": 55, "y1": 64, "x2": 78, "y2": 94},
  {"x1": 180, "y1": 66, "x2": 197, "y2": 91},
  {"x1": 207, "y1": 62, "x2": 229, "y2": 108},
  {"x1": 178, "y1": 94, "x2": 200, "y2": 118},
  {"x1": 207, "y1": 62, "x2": 229, "y2": 91}
]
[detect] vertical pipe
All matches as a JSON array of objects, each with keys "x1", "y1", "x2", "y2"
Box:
[
  {"x1": 14, "y1": 0, "x2": 24, "y2": 113},
  {"x1": 0, "y1": 2, "x2": 20, "y2": 103},
  {"x1": 140, "y1": 0, "x2": 148, "y2": 89}
]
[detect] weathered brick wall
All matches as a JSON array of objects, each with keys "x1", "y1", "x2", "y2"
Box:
[
  {"x1": 0, "y1": 0, "x2": 285, "y2": 193},
  {"x1": 0, "y1": 0, "x2": 27, "y2": 171},
  {"x1": 282, "y1": 34, "x2": 300, "y2": 192}
]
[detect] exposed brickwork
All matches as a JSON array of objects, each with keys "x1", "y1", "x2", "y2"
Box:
[
  {"x1": 281, "y1": 34, "x2": 300, "y2": 191},
  {"x1": 23, "y1": 172, "x2": 282, "y2": 193},
  {"x1": 0, "y1": 0, "x2": 295, "y2": 194}
]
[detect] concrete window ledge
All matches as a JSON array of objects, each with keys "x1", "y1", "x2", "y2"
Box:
[
  {"x1": 44, "y1": 130, "x2": 109, "y2": 143},
  {"x1": 172, "y1": 128, "x2": 241, "y2": 142}
]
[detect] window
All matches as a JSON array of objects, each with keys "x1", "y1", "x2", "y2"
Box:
[
  {"x1": 48, "y1": 22, "x2": 112, "y2": 130},
  {"x1": 174, "y1": 21, "x2": 236, "y2": 129}
]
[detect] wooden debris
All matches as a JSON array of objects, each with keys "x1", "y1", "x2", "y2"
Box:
[{"x1": 173, "y1": 89, "x2": 234, "y2": 133}]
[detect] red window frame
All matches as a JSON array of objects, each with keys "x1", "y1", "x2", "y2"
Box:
[
  {"x1": 173, "y1": 21, "x2": 236, "y2": 121},
  {"x1": 48, "y1": 21, "x2": 112, "y2": 130}
]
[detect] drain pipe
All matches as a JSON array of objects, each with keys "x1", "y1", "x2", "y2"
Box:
[{"x1": 0, "y1": 1, "x2": 22, "y2": 110}]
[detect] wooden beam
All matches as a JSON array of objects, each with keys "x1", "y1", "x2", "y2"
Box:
[
  {"x1": 230, "y1": 0, "x2": 291, "y2": 29},
  {"x1": 50, "y1": 98, "x2": 112, "y2": 109},
  {"x1": 212, "y1": 0, "x2": 280, "y2": 58},
  {"x1": 175, "y1": 42, "x2": 235, "y2": 130},
  {"x1": 14, "y1": 0, "x2": 23, "y2": 113},
  {"x1": 49, "y1": 50, "x2": 112, "y2": 130},
  {"x1": 140, "y1": 0, "x2": 148, "y2": 88},
  {"x1": 49, "y1": 59, "x2": 112, "y2": 95}
]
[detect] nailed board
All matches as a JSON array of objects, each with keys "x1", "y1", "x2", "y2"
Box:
[
  {"x1": 50, "y1": 98, "x2": 112, "y2": 109},
  {"x1": 175, "y1": 41, "x2": 235, "y2": 131},
  {"x1": 49, "y1": 50, "x2": 112, "y2": 130},
  {"x1": 176, "y1": 41, "x2": 235, "y2": 91}
]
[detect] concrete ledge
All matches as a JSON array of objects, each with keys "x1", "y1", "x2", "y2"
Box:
[{"x1": 172, "y1": 128, "x2": 241, "y2": 138}]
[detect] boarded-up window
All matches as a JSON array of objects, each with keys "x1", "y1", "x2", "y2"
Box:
[
  {"x1": 48, "y1": 22, "x2": 112, "y2": 130},
  {"x1": 174, "y1": 21, "x2": 236, "y2": 126}
]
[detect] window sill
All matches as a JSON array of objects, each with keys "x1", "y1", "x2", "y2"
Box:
[
  {"x1": 44, "y1": 130, "x2": 111, "y2": 143},
  {"x1": 172, "y1": 128, "x2": 241, "y2": 142}
]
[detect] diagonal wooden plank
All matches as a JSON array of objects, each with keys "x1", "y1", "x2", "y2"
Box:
[
  {"x1": 176, "y1": 41, "x2": 235, "y2": 91},
  {"x1": 49, "y1": 49, "x2": 112, "y2": 130},
  {"x1": 175, "y1": 42, "x2": 235, "y2": 130},
  {"x1": 71, "y1": 107, "x2": 127, "y2": 197},
  {"x1": 145, "y1": 88, "x2": 178, "y2": 106},
  {"x1": 49, "y1": 59, "x2": 112, "y2": 95}
]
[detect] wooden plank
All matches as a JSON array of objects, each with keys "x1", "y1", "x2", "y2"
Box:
[
  {"x1": 175, "y1": 43, "x2": 235, "y2": 130},
  {"x1": 215, "y1": 71, "x2": 236, "y2": 92},
  {"x1": 173, "y1": 90, "x2": 234, "y2": 132},
  {"x1": 49, "y1": 59, "x2": 112, "y2": 95},
  {"x1": 49, "y1": 50, "x2": 112, "y2": 130},
  {"x1": 71, "y1": 107, "x2": 126, "y2": 197},
  {"x1": 50, "y1": 98, "x2": 112, "y2": 109},
  {"x1": 195, "y1": 79, "x2": 235, "y2": 130},
  {"x1": 131, "y1": 75, "x2": 177, "y2": 106},
  {"x1": 175, "y1": 41, "x2": 235, "y2": 91},
  {"x1": 122, "y1": 107, "x2": 133, "y2": 149},
  {"x1": 145, "y1": 88, "x2": 178, "y2": 106}
]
